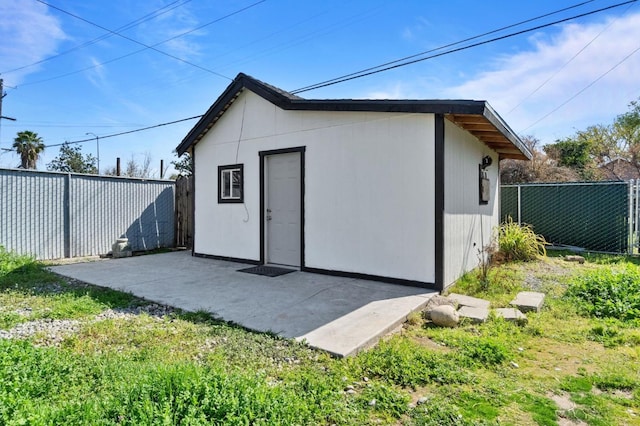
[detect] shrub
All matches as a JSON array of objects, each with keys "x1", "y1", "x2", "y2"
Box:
[
  {"x1": 497, "y1": 218, "x2": 546, "y2": 262},
  {"x1": 566, "y1": 266, "x2": 640, "y2": 321}
]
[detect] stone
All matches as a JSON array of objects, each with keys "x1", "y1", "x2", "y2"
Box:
[
  {"x1": 458, "y1": 305, "x2": 489, "y2": 323},
  {"x1": 430, "y1": 305, "x2": 459, "y2": 327},
  {"x1": 511, "y1": 291, "x2": 545, "y2": 313},
  {"x1": 447, "y1": 293, "x2": 491, "y2": 309},
  {"x1": 422, "y1": 295, "x2": 456, "y2": 320},
  {"x1": 112, "y1": 237, "x2": 132, "y2": 258},
  {"x1": 565, "y1": 255, "x2": 585, "y2": 264},
  {"x1": 417, "y1": 396, "x2": 428, "y2": 405},
  {"x1": 494, "y1": 308, "x2": 527, "y2": 324}
]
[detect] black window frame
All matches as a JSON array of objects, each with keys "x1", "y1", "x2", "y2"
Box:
[{"x1": 218, "y1": 164, "x2": 244, "y2": 203}]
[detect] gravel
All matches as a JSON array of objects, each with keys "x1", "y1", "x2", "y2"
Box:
[{"x1": 0, "y1": 297, "x2": 177, "y2": 347}]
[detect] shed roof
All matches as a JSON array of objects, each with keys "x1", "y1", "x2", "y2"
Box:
[{"x1": 176, "y1": 73, "x2": 531, "y2": 160}]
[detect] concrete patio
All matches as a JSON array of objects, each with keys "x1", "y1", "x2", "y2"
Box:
[{"x1": 50, "y1": 251, "x2": 436, "y2": 357}]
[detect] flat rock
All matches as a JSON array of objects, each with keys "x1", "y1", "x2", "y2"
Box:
[
  {"x1": 565, "y1": 255, "x2": 585, "y2": 264},
  {"x1": 458, "y1": 306, "x2": 489, "y2": 323},
  {"x1": 447, "y1": 293, "x2": 490, "y2": 309},
  {"x1": 494, "y1": 308, "x2": 527, "y2": 324},
  {"x1": 511, "y1": 291, "x2": 545, "y2": 313}
]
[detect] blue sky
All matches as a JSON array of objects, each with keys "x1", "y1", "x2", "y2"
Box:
[{"x1": 1, "y1": 0, "x2": 639, "y2": 176}]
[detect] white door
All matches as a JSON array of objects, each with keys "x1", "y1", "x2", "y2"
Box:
[{"x1": 265, "y1": 152, "x2": 301, "y2": 267}]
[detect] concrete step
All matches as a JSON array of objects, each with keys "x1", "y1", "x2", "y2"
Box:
[
  {"x1": 510, "y1": 291, "x2": 545, "y2": 313},
  {"x1": 297, "y1": 293, "x2": 435, "y2": 357},
  {"x1": 448, "y1": 293, "x2": 491, "y2": 309},
  {"x1": 458, "y1": 305, "x2": 489, "y2": 323},
  {"x1": 494, "y1": 308, "x2": 527, "y2": 324}
]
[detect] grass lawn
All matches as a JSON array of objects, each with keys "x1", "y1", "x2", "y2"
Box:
[{"x1": 0, "y1": 246, "x2": 639, "y2": 425}]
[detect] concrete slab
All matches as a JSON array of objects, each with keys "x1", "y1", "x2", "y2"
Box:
[
  {"x1": 448, "y1": 293, "x2": 491, "y2": 309},
  {"x1": 458, "y1": 306, "x2": 489, "y2": 324},
  {"x1": 494, "y1": 308, "x2": 527, "y2": 324},
  {"x1": 510, "y1": 291, "x2": 545, "y2": 313},
  {"x1": 49, "y1": 251, "x2": 435, "y2": 357}
]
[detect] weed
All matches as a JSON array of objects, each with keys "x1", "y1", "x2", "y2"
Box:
[
  {"x1": 497, "y1": 217, "x2": 547, "y2": 262},
  {"x1": 512, "y1": 393, "x2": 558, "y2": 426},
  {"x1": 566, "y1": 265, "x2": 640, "y2": 320},
  {"x1": 354, "y1": 337, "x2": 470, "y2": 388}
]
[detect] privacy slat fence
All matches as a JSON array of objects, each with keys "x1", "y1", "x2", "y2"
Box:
[
  {"x1": 501, "y1": 181, "x2": 639, "y2": 254},
  {"x1": 0, "y1": 168, "x2": 175, "y2": 260}
]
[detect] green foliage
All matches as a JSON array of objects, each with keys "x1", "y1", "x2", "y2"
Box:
[
  {"x1": 566, "y1": 266, "x2": 640, "y2": 320},
  {"x1": 0, "y1": 340, "x2": 354, "y2": 425},
  {"x1": 354, "y1": 337, "x2": 469, "y2": 388},
  {"x1": 12, "y1": 130, "x2": 44, "y2": 169},
  {"x1": 513, "y1": 393, "x2": 558, "y2": 426},
  {"x1": 497, "y1": 218, "x2": 546, "y2": 262},
  {"x1": 410, "y1": 398, "x2": 494, "y2": 426},
  {"x1": 47, "y1": 142, "x2": 97, "y2": 174},
  {"x1": 544, "y1": 137, "x2": 592, "y2": 170},
  {"x1": 0, "y1": 246, "x2": 55, "y2": 289},
  {"x1": 171, "y1": 152, "x2": 193, "y2": 178}
]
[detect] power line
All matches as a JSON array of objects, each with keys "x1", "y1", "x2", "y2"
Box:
[
  {"x1": 291, "y1": 0, "x2": 637, "y2": 94},
  {"x1": 507, "y1": 1, "x2": 636, "y2": 114},
  {"x1": 1, "y1": 0, "x2": 192, "y2": 75},
  {"x1": 522, "y1": 42, "x2": 640, "y2": 132},
  {"x1": 38, "y1": 0, "x2": 639, "y2": 147},
  {"x1": 44, "y1": 115, "x2": 202, "y2": 148},
  {"x1": 19, "y1": 0, "x2": 268, "y2": 87},
  {"x1": 291, "y1": 0, "x2": 597, "y2": 94}
]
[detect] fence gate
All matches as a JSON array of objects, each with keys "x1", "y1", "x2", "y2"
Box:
[
  {"x1": 174, "y1": 176, "x2": 193, "y2": 249},
  {"x1": 501, "y1": 181, "x2": 638, "y2": 254}
]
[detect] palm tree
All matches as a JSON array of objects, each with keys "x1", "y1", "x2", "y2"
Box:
[{"x1": 13, "y1": 130, "x2": 45, "y2": 169}]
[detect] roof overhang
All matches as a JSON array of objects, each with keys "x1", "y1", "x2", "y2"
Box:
[{"x1": 176, "y1": 73, "x2": 531, "y2": 161}]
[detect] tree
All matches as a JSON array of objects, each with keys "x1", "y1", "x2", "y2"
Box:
[
  {"x1": 46, "y1": 142, "x2": 97, "y2": 174},
  {"x1": 170, "y1": 152, "x2": 192, "y2": 178},
  {"x1": 13, "y1": 130, "x2": 44, "y2": 169},
  {"x1": 500, "y1": 136, "x2": 579, "y2": 184},
  {"x1": 543, "y1": 137, "x2": 600, "y2": 180},
  {"x1": 104, "y1": 153, "x2": 153, "y2": 178}
]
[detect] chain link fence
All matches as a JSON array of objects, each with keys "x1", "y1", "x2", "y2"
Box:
[{"x1": 501, "y1": 181, "x2": 639, "y2": 254}]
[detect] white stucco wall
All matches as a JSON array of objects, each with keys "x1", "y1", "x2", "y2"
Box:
[
  {"x1": 442, "y1": 119, "x2": 499, "y2": 288},
  {"x1": 194, "y1": 89, "x2": 436, "y2": 283}
]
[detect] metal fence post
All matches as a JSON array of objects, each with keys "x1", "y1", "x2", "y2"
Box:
[
  {"x1": 629, "y1": 180, "x2": 634, "y2": 255},
  {"x1": 517, "y1": 184, "x2": 522, "y2": 225},
  {"x1": 635, "y1": 180, "x2": 639, "y2": 253},
  {"x1": 64, "y1": 173, "x2": 71, "y2": 258}
]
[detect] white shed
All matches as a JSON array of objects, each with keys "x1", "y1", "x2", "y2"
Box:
[{"x1": 176, "y1": 73, "x2": 531, "y2": 291}]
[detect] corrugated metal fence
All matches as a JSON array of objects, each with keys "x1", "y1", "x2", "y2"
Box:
[
  {"x1": 0, "y1": 168, "x2": 175, "y2": 260},
  {"x1": 501, "y1": 181, "x2": 638, "y2": 254}
]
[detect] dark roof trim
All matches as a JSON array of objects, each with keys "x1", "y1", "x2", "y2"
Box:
[{"x1": 177, "y1": 73, "x2": 531, "y2": 160}]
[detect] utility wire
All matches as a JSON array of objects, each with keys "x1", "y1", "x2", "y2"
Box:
[
  {"x1": 291, "y1": 0, "x2": 637, "y2": 94},
  {"x1": 40, "y1": 0, "x2": 637, "y2": 146},
  {"x1": 292, "y1": 0, "x2": 596, "y2": 93},
  {"x1": 522, "y1": 42, "x2": 640, "y2": 131},
  {"x1": 44, "y1": 115, "x2": 202, "y2": 148},
  {"x1": 507, "y1": 1, "x2": 636, "y2": 113},
  {"x1": 21, "y1": 0, "x2": 268, "y2": 86},
  {"x1": 1, "y1": 0, "x2": 192, "y2": 75}
]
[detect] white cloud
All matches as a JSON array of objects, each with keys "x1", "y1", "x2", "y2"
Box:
[
  {"x1": 0, "y1": 0, "x2": 66, "y2": 86},
  {"x1": 441, "y1": 12, "x2": 640, "y2": 142}
]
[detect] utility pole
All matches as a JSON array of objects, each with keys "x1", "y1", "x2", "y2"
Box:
[
  {"x1": 0, "y1": 79, "x2": 17, "y2": 155},
  {"x1": 86, "y1": 132, "x2": 100, "y2": 174},
  {"x1": 0, "y1": 79, "x2": 17, "y2": 122}
]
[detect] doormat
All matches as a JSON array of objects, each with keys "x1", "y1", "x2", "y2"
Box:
[{"x1": 238, "y1": 265, "x2": 296, "y2": 277}]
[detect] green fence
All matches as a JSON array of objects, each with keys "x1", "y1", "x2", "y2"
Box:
[{"x1": 501, "y1": 182, "x2": 635, "y2": 254}]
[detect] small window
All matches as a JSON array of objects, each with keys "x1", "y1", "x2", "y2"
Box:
[{"x1": 218, "y1": 164, "x2": 244, "y2": 203}]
